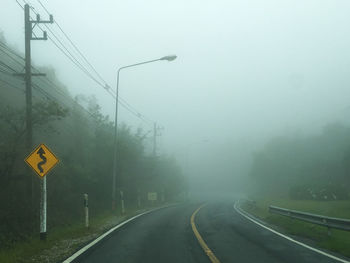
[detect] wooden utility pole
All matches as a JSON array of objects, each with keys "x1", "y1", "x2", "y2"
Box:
[
  {"x1": 23, "y1": 3, "x2": 53, "y2": 241},
  {"x1": 24, "y1": 4, "x2": 32, "y2": 154},
  {"x1": 153, "y1": 122, "x2": 163, "y2": 157}
]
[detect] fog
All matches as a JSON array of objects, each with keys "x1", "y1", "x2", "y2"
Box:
[{"x1": 2, "y1": 0, "x2": 350, "y2": 199}]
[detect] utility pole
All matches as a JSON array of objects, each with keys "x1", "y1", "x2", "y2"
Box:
[
  {"x1": 23, "y1": 3, "x2": 53, "y2": 241},
  {"x1": 24, "y1": 4, "x2": 32, "y2": 156},
  {"x1": 153, "y1": 122, "x2": 163, "y2": 157}
]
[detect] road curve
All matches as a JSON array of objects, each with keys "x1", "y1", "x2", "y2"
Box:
[
  {"x1": 195, "y1": 202, "x2": 347, "y2": 263},
  {"x1": 75, "y1": 204, "x2": 209, "y2": 263},
  {"x1": 73, "y1": 202, "x2": 348, "y2": 263}
]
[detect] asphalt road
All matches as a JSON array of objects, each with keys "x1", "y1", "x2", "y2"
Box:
[
  {"x1": 74, "y1": 202, "x2": 347, "y2": 263},
  {"x1": 196, "y1": 202, "x2": 344, "y2": 263}
]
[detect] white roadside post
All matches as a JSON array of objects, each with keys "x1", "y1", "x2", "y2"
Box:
[
  {"x1": 137, "y1": 189, "x2": 141, "y2": 208},
  {"x1": 161, "y1": 188, "x2": 165, "y2": 203},
  {"x1": 84, "y1": 194, "x2": 89, "y2": 228},
  {"x1": 120, "y1": 190, "x2": 125, "y2": 214}
]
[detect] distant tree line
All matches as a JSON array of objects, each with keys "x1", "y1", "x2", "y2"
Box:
[
  {"x1": 0, "y1": 34, "x2": 185, "y2": 246},
  {"x1": 250, "y1": 123, "x2": 350, "y2": 200}
]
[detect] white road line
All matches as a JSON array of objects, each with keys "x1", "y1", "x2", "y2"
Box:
[
  {"x1": 233, "y1": 202, "x2": 350, "y2": 263},
  {"x1": 62, "y1": 206, "x2": 172, "y2": 263}
]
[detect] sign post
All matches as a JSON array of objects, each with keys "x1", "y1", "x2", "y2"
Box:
[
  {"x1": 40, "y1": 177, "x2": 47, "y2": 240},
  {"x1": 25, "y1": 143, "x2": 59, "y2": 240}
]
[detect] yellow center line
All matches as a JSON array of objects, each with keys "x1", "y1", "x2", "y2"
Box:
[{"x1": 190, "y1": 204, "x2": 221, "y2": 263}]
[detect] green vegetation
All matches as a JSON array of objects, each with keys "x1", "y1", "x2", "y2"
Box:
[
  {"x1": 0, "y1": 207, "x2": 158, "y2": 263},
  {"x1": 241, "y1": 198, "x2": 350, "y2": 257},
  {"x1": 0, "y1": 34, "x2": 185, "y2": 259},
  {"x1": 246, "y1": 113, "x2": 350, "y2": 257},
  {"x1": 250, "y1": 123, "x2": 350, "y2": 200}
]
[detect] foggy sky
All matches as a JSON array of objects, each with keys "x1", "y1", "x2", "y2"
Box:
[{"x1": 2, "y1": 0, "x2": 350, "y2": 194}]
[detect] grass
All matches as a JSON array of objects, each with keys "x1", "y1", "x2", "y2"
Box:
[
  {"x1": 0, "y1": 206, "x2": 155, "y2": 263},
  {"x1": 241, "y1": 198, "x2": 350, "y2": 258}
]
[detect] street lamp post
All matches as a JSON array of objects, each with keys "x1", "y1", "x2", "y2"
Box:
[{"x1": 112, "y1": 55, "x2": 177, "y2": 212}]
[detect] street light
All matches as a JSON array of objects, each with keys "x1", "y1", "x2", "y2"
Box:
[
  {"x1": 160, "y1": 55, "x2": 177, "y2": 61},
  {"x1": 112, "y1": 55, "x2": 177, "y2": 212}
]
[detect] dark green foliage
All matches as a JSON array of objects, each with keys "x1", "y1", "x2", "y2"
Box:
[
  {"x1": 250, "y1": 123, "x2": 350, "y2": 199},
  {"x1": 0, "y1": 38, "x2": 185, "y2": 247}
]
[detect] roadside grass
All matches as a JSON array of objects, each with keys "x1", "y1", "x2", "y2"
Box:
[
  {"x1": 0, "y1": 206, "x2": 152, "y2": 263},
  {"x1": 241, "y1": 198, "x2": 350, "y2": 258}
]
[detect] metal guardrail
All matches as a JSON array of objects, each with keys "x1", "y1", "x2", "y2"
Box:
[{"x1": 269, "y1": 205, "x2": 350, "y2": 232}]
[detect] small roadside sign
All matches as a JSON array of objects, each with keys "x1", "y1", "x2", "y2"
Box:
[
  {"x1": 25, "y1": 143, "x2": 59, "y2": 178},
  {"x1": 148, "y1": 192, "x2": 158, "y2": 201}
]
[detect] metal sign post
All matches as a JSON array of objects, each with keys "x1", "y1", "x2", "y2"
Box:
[{"x1": 25, "y1": 143, "x2": 59, "y2": 240}]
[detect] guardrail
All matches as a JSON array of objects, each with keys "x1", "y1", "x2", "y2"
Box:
[{"x1": 269, "y1": 205, "x2": 350, "y2": 235}]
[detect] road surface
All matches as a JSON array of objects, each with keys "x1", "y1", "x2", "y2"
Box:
[{"x1": 73, "y1": 202, "x2": 347, "y2": 263}]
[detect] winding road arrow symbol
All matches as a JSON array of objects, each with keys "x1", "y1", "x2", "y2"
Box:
[{"x1": 37, "y1": 147, "x2": 47, "y2": 173}]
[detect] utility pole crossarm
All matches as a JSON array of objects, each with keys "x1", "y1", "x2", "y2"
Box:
[
  {"x1": 13, "y1": 73, "x2": 46, "y2": 77},
  {"x1": 32, "y1": 13, "x2": 54, "y2": 24},
  {"x1": 28, "y1": 9, "x2": 53, "y2": 41}
]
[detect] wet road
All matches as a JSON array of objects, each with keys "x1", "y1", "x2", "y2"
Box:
[{"x1": 73, "y1": 202, "x2": 347, "y2": 263}]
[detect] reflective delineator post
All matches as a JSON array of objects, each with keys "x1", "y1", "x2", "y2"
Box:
[
  {"x1": 120, "y1": 190, "x2": 125, "y2": 214},
  {"x1": 84, "y1": 194, "x2": 89, "y2": 228},
  {"x1": 137, "y1": 189, "x2": 141, "y2": 208}
]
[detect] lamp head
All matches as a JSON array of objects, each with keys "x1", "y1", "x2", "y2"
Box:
[{"x1": 160, "y1": 55, "x2": 177, "y2": 61}]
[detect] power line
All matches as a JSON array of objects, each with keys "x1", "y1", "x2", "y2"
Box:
[
  {"x1": 0, "y1": 46, "x2": 96, "y2": 121},
  {"x1": 32, "y1": 84, "x2": 96, "y2": 130},
  {"x1": 32, "y1": 78, "x2": 97, "y2": 120},
  {"x1": 15, "y1": 0, "x2": 157, "y2": 127},
  {"x1": 32, "y1": 85, "x2": 85, "y2": 135},
  {"x1": 0, "y1": 76, "x2": 78, "y2": 135},
  {"x1": 37, "y1": 0, "x2": 108, "y2": 86},
  {"x1": 30, "y1": 66, "x2": 110, "y2": 120},
  {"x1": 0, "y1": 45, "x2": 25, "y2": 69},
  {"x1": 0, "y1": 69, "x2": 15, "y2": 76},
  {"x1": 0, "y1": 77, "x2": 25, "y2": 93},
  {"x1": 14, "y1": 0, "x2": 24, "y2": 9},
  {"x1": 0, "y1": 60, "x2": 18, "y2": 73},
  {"x1": 0, "y1": 40, "x2": 25, "y2": 61},
  {"x1": 0, "y1": 45, "x2": 98, "y2": 124},
  {"x1": 22, "y1": 2, "x2": 107, "y2": 89},
  {"x1": 33, "y1": 0, "x2": 156, "y2": 126},
  {"x1": 16, "y1": 0, "x2": 100, "y2": 121},
  {"x1": 40, "y1": 25, "x2": 106, "y2": 87}
]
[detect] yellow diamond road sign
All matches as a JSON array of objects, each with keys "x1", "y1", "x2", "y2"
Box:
[{"x1": 25, "y1": 143, "x2": 59, "y2": 178}]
